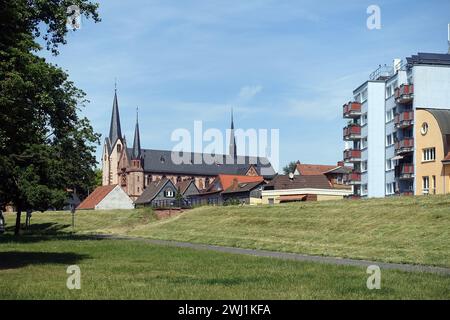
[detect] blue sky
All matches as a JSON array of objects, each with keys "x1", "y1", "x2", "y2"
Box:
[{"x1": 41, "y1": 0, "x2": 450, "y2": 171}]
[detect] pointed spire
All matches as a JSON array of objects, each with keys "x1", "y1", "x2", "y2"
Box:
[
  {"x1": 132, "y1": 107, "x2": 141, "y2": 159},
  {"x1": 109, "y1": 86, "x2": 122, "y2": 148},
  {"x1": 229, "y1": 107, "x2": 237, "y2": 157}
]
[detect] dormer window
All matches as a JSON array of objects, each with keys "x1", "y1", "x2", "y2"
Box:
[{"x1": 160, "y1": 156, "x2": 165, "y2": 163}]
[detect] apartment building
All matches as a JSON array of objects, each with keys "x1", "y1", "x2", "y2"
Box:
[{"x1": 342, "y1": 52, "x2": 450, "y2": 197}]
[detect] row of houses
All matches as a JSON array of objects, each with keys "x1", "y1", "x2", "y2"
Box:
[{"x1": 78, "y1": 162, "x2": 353, "y2": 210}]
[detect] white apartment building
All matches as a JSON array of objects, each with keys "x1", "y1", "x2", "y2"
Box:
[{"x1": 342, "y1": 52, "x2": 450, "y2": 198}]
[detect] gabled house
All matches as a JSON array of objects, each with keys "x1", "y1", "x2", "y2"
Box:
[
  {"x1": 294, "y1": 161, "x2": 352, "y2": 189},
  {"x1": 77, "y1": 185, "x2": 134, "y2": 210},
  {"x1": 134, "y1": 178, "x2": 178, "y2": 207},
  {"x1": 221, "y1": 180, "x2": 266, "y2": 205},
  {"x1": 175, "y1": 179, "x2": 200, "y2": 198}
]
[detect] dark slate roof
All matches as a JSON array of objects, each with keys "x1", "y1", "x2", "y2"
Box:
[
  {"x1": 109, "y1": 90, "x2": 122, "y2": 149},
  {"x1": 264, "y1": 174, "x2": 333, "y2": 190},
  {"x1": 222, "y1": 181, "x2": 265, "y2": 194},
  {"x1": 128, "y1": 148, "x2": 276, "y2": 178},
  {"x1": 426, "y1": 109, "x2": 450, "y2": 135},
  {"x1": 406, "y1": 53, "x2": 450, "y2": 67},
  {"x1": 175, "y1": 179, "x2": 195, "y2": 194},
  {"x1": 134, "y1": 178, "x2": 174, "y2": 204}
]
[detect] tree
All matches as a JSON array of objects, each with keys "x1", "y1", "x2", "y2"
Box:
[
  {"x1": 0, "y1": 0, "x2": 101, "y2": 235},
  {"x1": 282, "y1": 161, "x2": 299, "y2": 175}
]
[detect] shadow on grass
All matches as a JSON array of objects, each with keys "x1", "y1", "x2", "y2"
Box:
[
  {"x1": 0, "y1": 251, "x2": 90, "y2": 270},
  {"x1": 1, "y1": 222, "x2": 108, "y2": 244},
  {"x1": 5, "y1": 222, "x2": 71, "y2": 235}
]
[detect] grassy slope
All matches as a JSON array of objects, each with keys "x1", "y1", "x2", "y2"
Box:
[
  {"x1": 4, "y1": 195, "x2": 450, "y2": 267},
  {"x1": 1, "y1": 238, "x2": 449, "y2": 299}
]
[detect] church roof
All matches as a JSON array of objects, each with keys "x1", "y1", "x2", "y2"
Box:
[{"x1": 127, "y1": 148, "x2": 276, "y2": 178}]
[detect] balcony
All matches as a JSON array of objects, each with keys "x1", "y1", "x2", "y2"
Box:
[
  {"x1": 395, "y1": 111, "x2": 414, "y2": 129},
  {"x1": 395, "y1": 84, "x2": 414, "y2": 104},
  {"x1": 395, "y1": 164, "x2": 414, "y2": 180},
  {"x1": 343, "y1": 124, "x2": 361, "y2": 141},
  {"x1": 395, "y1": 138, "x2": 414, "y2": 155},
  {"x1": 343, "y1": 149, "x2": 361, "y2": 163},
  {"x1": 343, "y1": 172, "x2": 362, "y2": 185},
  {"x1": 343, "y1": 102, "x2": 362, "y2": 118}
]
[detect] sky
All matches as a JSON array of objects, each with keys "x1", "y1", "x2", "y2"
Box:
[{"x1": 40, "y1": 0, "x2": 450, "y2": 172}]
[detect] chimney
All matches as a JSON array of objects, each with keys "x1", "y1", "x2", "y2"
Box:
[
  {"x1": 393, "y1": 58, "x2": 401, "y2": 72},
  {"x1": 232, "y1": 178, "x2": 239, "y2": 190}
]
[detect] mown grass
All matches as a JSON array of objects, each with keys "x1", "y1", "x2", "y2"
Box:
[
  {"x1": 3, "y1": 195, "x2": 450, "y2": 267},
  {"x1": 1, "y1": 238, "x2": 449, "y2": 299}
]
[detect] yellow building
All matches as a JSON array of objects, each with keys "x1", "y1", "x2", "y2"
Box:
[{"x1": 415, "y1": 109, "x2": 450, "y2": 195}]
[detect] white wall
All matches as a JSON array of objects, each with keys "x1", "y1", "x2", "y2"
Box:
[
  {"x1": 96, "y1": 185, "x2": 134, "y2": 210},
  {"x1": 414, "y1": 65, "x2": 450, "y2": 110},
  {"x1": 367, "y1": 81, "x2": 386, "y2": 197}
]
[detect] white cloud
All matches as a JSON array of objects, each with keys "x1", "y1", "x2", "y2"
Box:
[{"x1": 238, "y1": 85, "x2": 263, "y2": 101}]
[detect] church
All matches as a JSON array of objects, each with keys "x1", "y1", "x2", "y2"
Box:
[{"x1": 102, "y1": 90, "x2": 276, "y2": 200}]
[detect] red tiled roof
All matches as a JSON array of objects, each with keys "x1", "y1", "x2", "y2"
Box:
[
  {"x1": 212, "y1": 174, "x2": 264, "y2": 191},
  {"x1": 296, "y1": 163, "x2": 338, "y2": 176},
  {"x1": 77, "y1": 185, "x2": 117, "y2": 210}
]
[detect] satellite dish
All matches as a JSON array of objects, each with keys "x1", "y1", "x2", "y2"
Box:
[{"x1": 288, "y1": 172, "x2": 294, "y2": 180}]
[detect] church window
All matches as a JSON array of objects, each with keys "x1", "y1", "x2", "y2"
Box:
[
  {"x1": 117, "y1": 144, "x2": 121, "y2": 152},
  {"x1": 177, "y1": 176, "x2": 182, "y2": 183}
]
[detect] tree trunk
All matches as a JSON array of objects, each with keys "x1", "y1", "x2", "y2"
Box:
[{"x1": 14, "y1": 209, "x2": 21, "y2": 236}]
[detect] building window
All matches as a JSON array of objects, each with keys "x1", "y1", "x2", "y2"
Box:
[
  {"x1": 362, "y1": 184, "x2": 368, "y2": 196},
  {"x1": 432, "y1": 175, "x2": 436, "y2": 194},
  {"x1": 361, "y1": 114, "x2": 368, "y2": 126},
  {"x1": 386, "y1": 86, "x2": 392, "y2": 98},
  {"x1": 164, "y1": 189, "x2": 174, "y2": 198},
  {"x1": 361, "y1": 137, "x2": 368, "y2": 149},
  {"x1": 423, "y1": 176, "x2": 430, "y2": 194},
  {"x1": 361, "y1": 89, "x2": 368, "y2": 103},
  {"x1": 386, "y1": 109, "x2": 395, "y2": 123},
  {"x1": 386, "y1": 182, "x2": 396, "y2": 195},
  {"x1": 386, "y1": 158, "x2": 395, "y2": 171},
  {"x1": 422, "y1": 148, "x2": 436, "y2": 162},
  {"x1": 362, "y1": 161, "x2": 368, "y2": 172},
  {"x1": 421, "y1": 123, "x2": 429, "y2": 135}
]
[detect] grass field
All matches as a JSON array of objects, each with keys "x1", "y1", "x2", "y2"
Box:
[
  {"x1": 4, "y1": 195, "x2": 450, "y2": 267},
  {"x1": 1, "y1": 195, "x2": 450, "y2": 299},
  {"x1": 1, "y1": 237, "x2": 449, "y2": 299}
]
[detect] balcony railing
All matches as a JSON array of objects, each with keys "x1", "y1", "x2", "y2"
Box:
[
  {"x1": 343, "y1": 172, "x2": 362, "y2": 185},
  {"x1": 343, "y1": 124, "x2": 362, "y2": 141},
  {"x1": 395, "y1": 164, "x2": 414, "y2": 179},
  {"x1": 395, "y1": 138, "x2": 414, "y2": 155},
  {"x1": 395, "y1": 111, "x2": 414, "y2": 128},
  {"x1": 343, "y1": 102, "x2": 362, "y2": 118},
  {"x1": 395, "y1": 84, "x2": 414, "y2": 104},
  {"x1": 343, "y1": 149, "x2": 361, "y2": 162}
]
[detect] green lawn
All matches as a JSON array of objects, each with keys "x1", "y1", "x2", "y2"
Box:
[
  {"x1": 1, "y1": 237, "x2": 449, "y2": 299},
  {"x1": 5, "y1": 195, "x2": 450, "y2": 267}
]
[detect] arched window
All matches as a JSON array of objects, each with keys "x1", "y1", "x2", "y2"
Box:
[
  {"x1": 177, "y1": 176, "x2": 182, "y2": 183},
  {"x1": 117, "y1": 144, "x2": 121, "y2": 153}
]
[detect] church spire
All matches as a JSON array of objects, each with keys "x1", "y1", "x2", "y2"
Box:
[
  {"x1": 229, "y1": 107, "x2": 237, "y2": 157},
  {"x1": 132, "y1": 107, "x2": 141, "y2": 160},
  {"x1": 109, "y1": 87, "x2": 122, "y2": 147}
]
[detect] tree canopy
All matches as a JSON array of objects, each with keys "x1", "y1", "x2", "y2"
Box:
[{"x1": 0, "y1": 0, "x2": 101, "y2": 234}]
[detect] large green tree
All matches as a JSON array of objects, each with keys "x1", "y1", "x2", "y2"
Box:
[{"x1": 0, "y1": 0, "x2": 101, "y2": 235}]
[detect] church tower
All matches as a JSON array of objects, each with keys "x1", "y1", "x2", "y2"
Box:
[
  {"x1": 102, "y1": 88, "x2": 124, "y2": 186},
  {"x1": 229, "y1": 108, "x2": 237, "y2": 158},
  {"x1": 125, "y1": 108, "x2": 145, "y2": 200}
]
